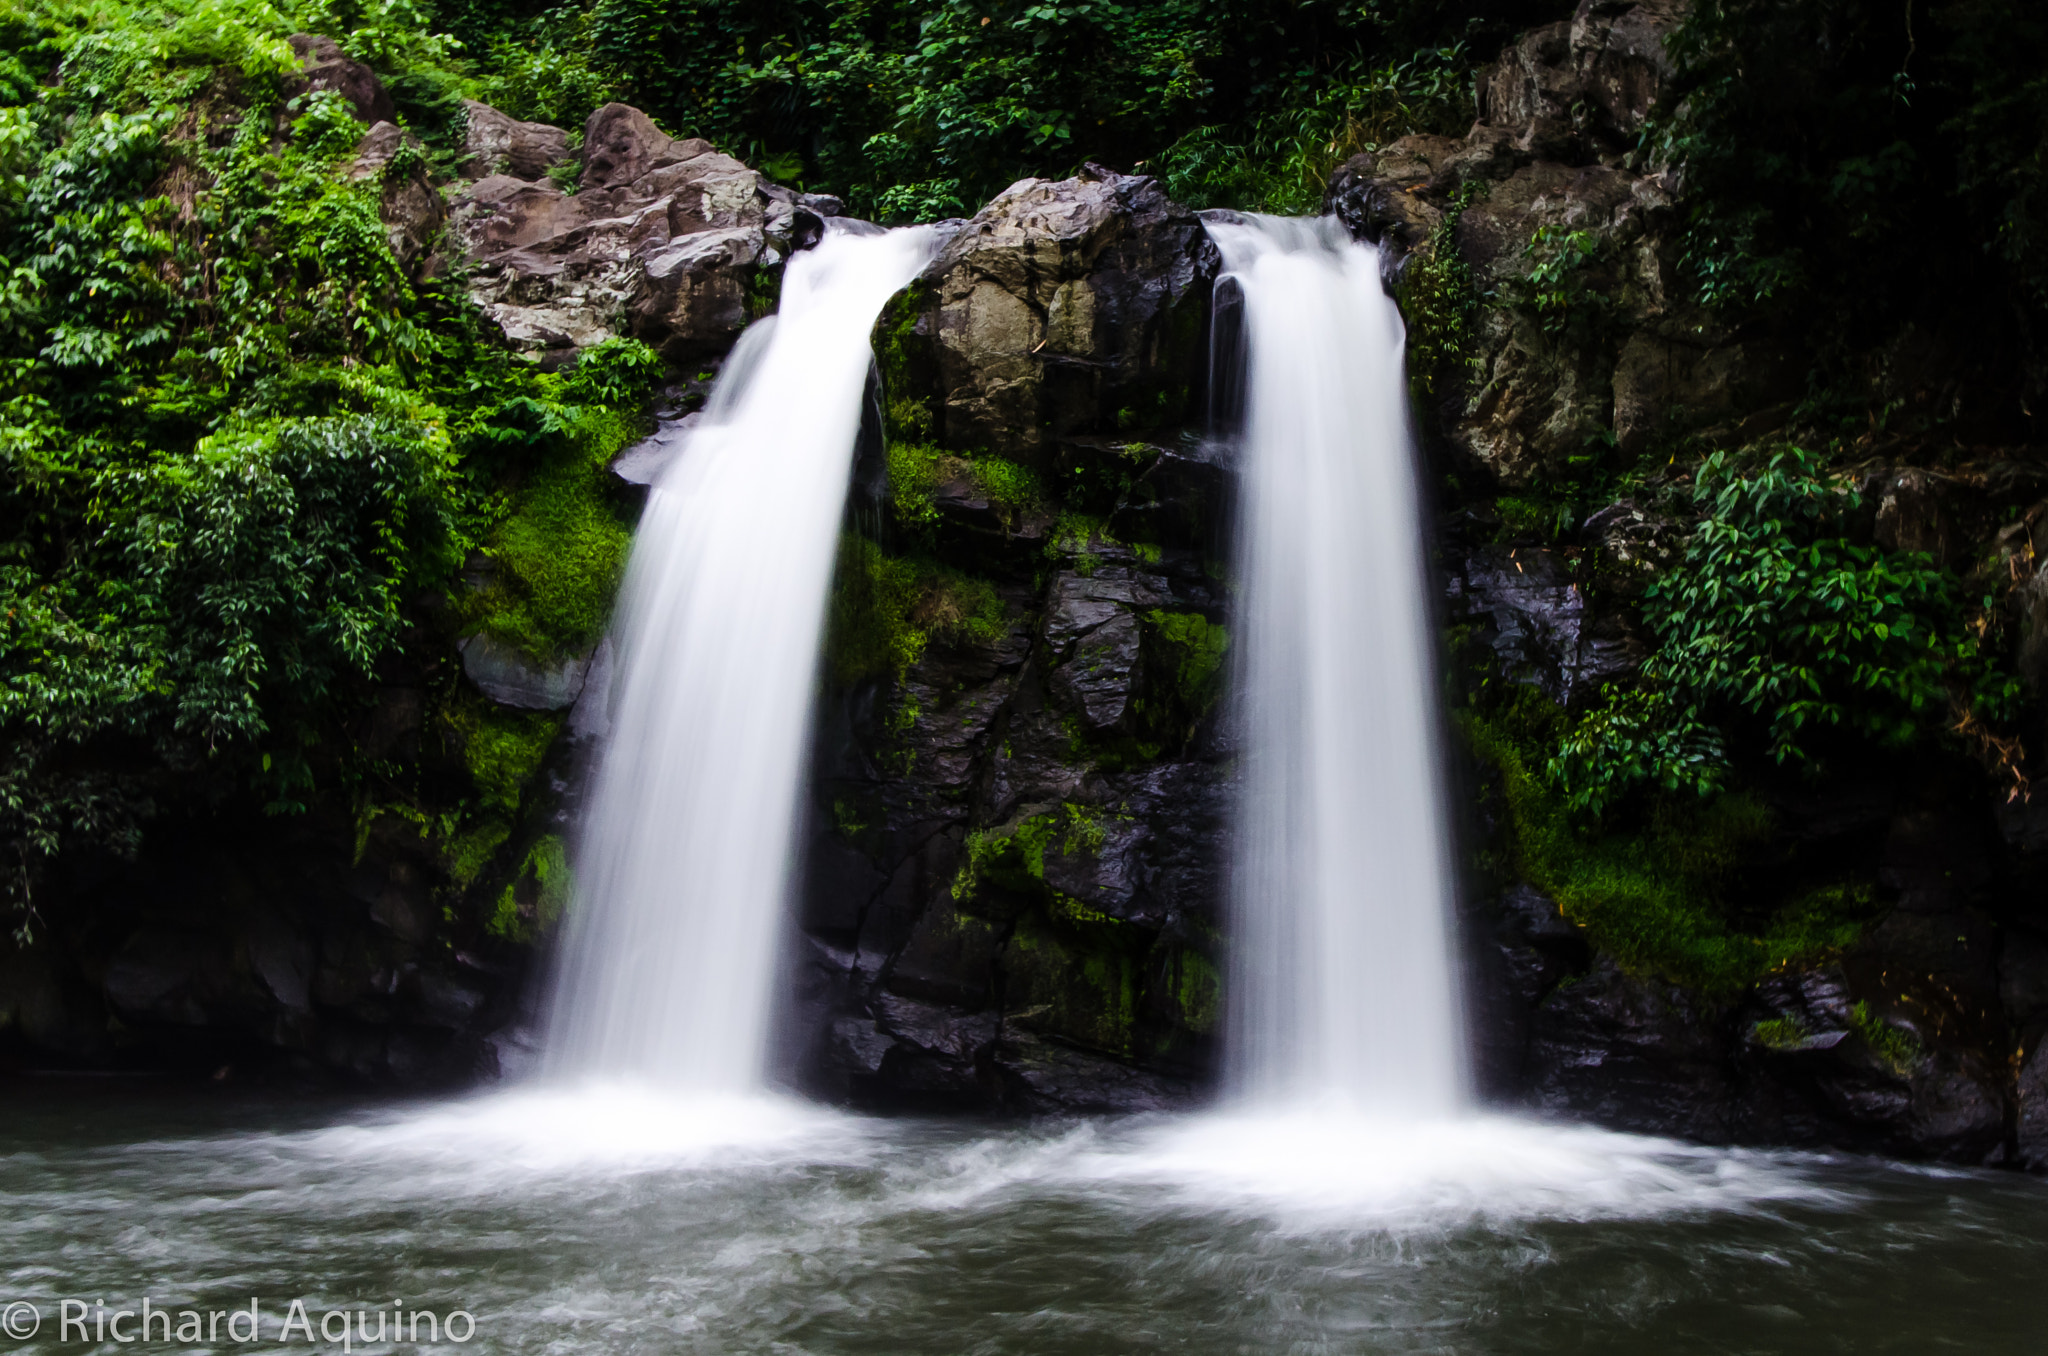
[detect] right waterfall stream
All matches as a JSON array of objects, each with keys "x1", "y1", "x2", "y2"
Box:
[{"x1": 1209, "y1": 213, "x2": 1468, "y2": 1115}]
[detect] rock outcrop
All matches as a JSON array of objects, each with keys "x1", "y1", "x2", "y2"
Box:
[
  {"x1": 446, "y1": 102, "x2": 842, "y2": 366},
  {"x1": 881, "y1": 167, "x2": 1218, "y2": 466},
  {"x1": 347, "y1": 120, "x2": 443, "y2": 272},
  {"x1": 1327, "y1": 0, "x2": 1797, "y2": 485}
]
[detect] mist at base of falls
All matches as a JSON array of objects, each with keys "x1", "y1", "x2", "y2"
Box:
[{"x1": 10, "y1": 1080, "x2": 2045, "y2": 1356}]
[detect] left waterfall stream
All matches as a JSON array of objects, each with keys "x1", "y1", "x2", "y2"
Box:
[{"x1": 542, "y1": 222, "x2": 938, "y2": 1090}]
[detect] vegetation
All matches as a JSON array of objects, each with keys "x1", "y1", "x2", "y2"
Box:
[
  {"x1": 0, "y1": 0, "x2": 653, "y2": 936},
  {"x1": 447, "y1": 0, "x2": 1557, "y2": 220},
  {"x1": 1551, "y1": 449, "x2": 2016, "y2": 819},
  {"x1": 1465, "y1": 689, "x2": 1881, "y2": 995}
]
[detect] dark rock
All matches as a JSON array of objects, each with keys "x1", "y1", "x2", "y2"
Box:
[
  {"x1": 1528, "y1": 956, "x2": 1737, "y2": 1140},
  {"x1": 103, "y1": 929, "x2": 236, "y2": 1027},
  {"x1": 285, "y1": 34, "x2": 394, "y2": 126},
  {"x1": 1450, "y1": 544, "x2": 1645, "y2": 704},
  {"x1": 988, "y1": 1032, "x2": 1196, "y2": 1113},
  {"x1": 2016, "y1": 1031, "x2": 2048, "y2": 1170},
  {"x1": 1049, "y1": 610, "x2": 1142, "y2": 730}
]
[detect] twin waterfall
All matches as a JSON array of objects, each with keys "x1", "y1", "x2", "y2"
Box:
[{"x1": 546, "y1": 214, "x2": 1466, "y2": 1116}]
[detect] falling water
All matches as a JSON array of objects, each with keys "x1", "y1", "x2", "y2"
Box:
[
  {"x1": 546, "y1": 223, "x2": 937, "y2": 1087},
  {"x1": 1210, "y1": 214, "x2": 1466, "y2": 1114}
]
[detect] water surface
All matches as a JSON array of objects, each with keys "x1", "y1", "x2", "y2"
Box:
[{"x1": 3, "y1": 1080, "x2": 2044, "y2": 1354}]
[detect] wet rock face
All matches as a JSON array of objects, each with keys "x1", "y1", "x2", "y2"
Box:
[
  {"x1": 445, "y1": 101, "x2": 831, "y2": 366},
  {"x1": 789, "y1": 533, "x2": 1230, "y2": 1115},
  {"x1": 889, "y1": 167, "x2": 1218, "y2": 467},
  {"x1": 1448, "y1": 542, "x2": 1647, "y2": 707}
]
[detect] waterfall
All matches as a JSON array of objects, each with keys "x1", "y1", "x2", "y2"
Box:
[
  {"x1": 1209, "y1": 214, "x2": 1466, "y2": 1115},
  {"x1": 545, "y1": 223, "x2": 937, "y2": 1088}
]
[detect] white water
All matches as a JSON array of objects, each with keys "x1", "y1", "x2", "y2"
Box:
[
  {"x1": 545, "y1": 223, "x2": 937, "y2": 1086},
  {"x1": 1211, "y1": 214, "x2": 1466, "y2": 1114}
]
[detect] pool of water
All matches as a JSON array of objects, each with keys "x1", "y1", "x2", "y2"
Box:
[{"x1": 2, "y1": 1079, "x2": 2044, "y2": 1354}]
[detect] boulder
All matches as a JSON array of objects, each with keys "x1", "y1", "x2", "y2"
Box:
[
  {"x1": 884, "y1": 166, "x2": 1217, "y2": 466},
  {"x1": 457, "y1": 100, "x2": 572, "y2": 182},
  {"x1": 285, "y1": 34, "x2": 394, "y2": 125},
  {"x1": 346, "y1": 121, "x2": 444, "y2": 272},
  {"x1": 459, "y1": 633, "x2": 592, "y2": 711},
  {"x1": 1476, "y1": 0, "x2": 1687, "y2": 163}
]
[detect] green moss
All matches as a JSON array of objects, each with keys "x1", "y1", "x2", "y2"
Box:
[
  {"x1": 1048, "y1": 511, "x2": 1109, "y2": 575},
  {"x1": 1005, "y1": 906, "x2": 1140, "y2": 1056},
  {"x1": 445, "y1": 816, "x2": 512, "y2": 889},
  {"x1": 1461, "y1": 688, "x2": 1876, "y2": 995},
  {"x1": 954, "y1": 802, "x2": 1108, "y2": 902},
  {"x1": 488, "y1": 833, "x2": 573, "y2": 942},
  {"x1": 887, "y1": 440, "x2": 1045, "y2": 543},
  {"x1": 1170, "y1": 947, "x2": 1222, "y2": 1036},
  {"x1": 823, "y1": 534, "x2": 1006, "y2": 684},
  {"x1": 1145, "y1": 610, "x2": 1229, "y2": 710},
  {"x1": 463, "y1": 407, "x2": 637, "y2": 660},
  {"x1": 451, "y1": 701, "x2": 561, "y2": 812},
  {"x1": 1751, "y1": 1015, "x2": 1811, "y2": 1050},
  {"x1": 1850, "y1": 1000, "x2": 1923, "y2": 1075},
  {"x1": 872, "y1": 282, "x2": 936, "y2": 443}
]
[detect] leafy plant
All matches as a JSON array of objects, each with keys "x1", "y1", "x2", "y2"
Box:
[{"x1": 1550, "y1": 447, "x2": 2019, "y2": 817}]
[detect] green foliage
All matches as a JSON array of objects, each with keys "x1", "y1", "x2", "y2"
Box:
[
  {"x1": 1519, "y1": 223, "x2": 1611, "y2": 338},
  {"x1": 1153, "y1": 41, "x2": 1477, "y2": 214},
  {"x1": 1646, "y1": 0, "x2": 2048, "y2": 353},
  {"x1": 1464, "y1": 689, "x2": 1878, "y2": 994},
  {"x1": 0, "y1": 0, "x2": 657, "y2": 934},
  {"x1": 1554, "y1": 448, "x2": 2017, "y2": 815},
  {"x1": 1400, "y1": 183, "x2": 1480, "y2": 396},
  {"x1": 474, "y1": 5, "x2": 621, "y2": 131},
  {"x1": 444, "y1": 0, "x2": 1550, "y2": 220},
  {"x1": 1550, "y1": 688, "x2": 1727, "y2": 820}
]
